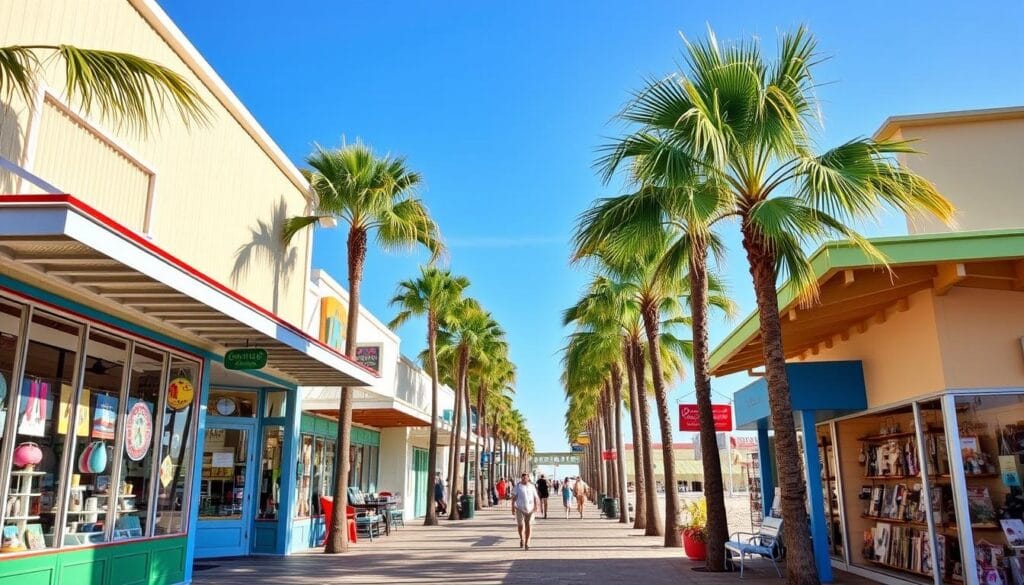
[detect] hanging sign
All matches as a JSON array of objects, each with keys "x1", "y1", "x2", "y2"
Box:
[
  {"x1": 159, "y1": 455, "x2": 174, "y2": 487},
  {"x1": 167, "y1": 377, "x2": 195, "y2": 411},
  {"x1": 224, "y1": 348, "x2": 268, "y2": 371},
  {"x1": 570, "y1": 444, "x2": 584, "y2": 453},
  {"x1": 575, "y1": 435, "x2": 590, "y2": 445},
  {"x1": 532, "y1": 453, "x2": 580, "y2": 465},
  {"x1": 601, "y1": 450, "x2": 617, "y2": 461},
  {"x1": 679, "y1": 403, "x2": 733, "y2": 432},
  {"x1": 125, "y1": 400, "x2": 154, "y2": 461}
]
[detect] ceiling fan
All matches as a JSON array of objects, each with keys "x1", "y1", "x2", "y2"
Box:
[{"x1": 88, "y1": 358, "x2": 121, "y2": 376}]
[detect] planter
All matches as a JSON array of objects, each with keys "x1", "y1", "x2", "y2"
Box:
[{"x1": 682, "y1": 530, "x2": 707, "y2": 561}]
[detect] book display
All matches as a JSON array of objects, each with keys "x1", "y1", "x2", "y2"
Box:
[
  {"x1": 747, "y1": 452, "x2": 763, "y2": 528},
  {"x1": 818, "y1": 430, "x2": 843, "y2": 558}
]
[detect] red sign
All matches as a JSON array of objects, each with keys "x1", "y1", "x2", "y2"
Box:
[
  {"x1": 678, "y1": 404, "x2": 733, "y2": 432},
  {"x1": 601, "y1": 450, "x2": 617, "y2": 461}
]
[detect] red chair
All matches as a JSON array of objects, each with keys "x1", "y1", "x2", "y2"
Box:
[{"x1": 319, "y1": 496, "x2": 357, "y2": 546}]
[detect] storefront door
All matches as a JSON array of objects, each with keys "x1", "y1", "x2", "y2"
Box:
[
  {"x1": 195, "y1": 419, "x2": 258, "y2": 558},
  {"x1": 413, "y1": 448, "x2": 428, "y2": 517}
]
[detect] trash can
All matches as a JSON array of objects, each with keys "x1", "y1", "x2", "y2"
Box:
[
  {"x1": 597, "y1": 492, "x2": 606, "y2": 507},
  {"x1": 603, "y1": 497, "x2": 619, "y2": 519},
  {"x1": 460, "y1": 494, "x2": 475, "y2": 519}
]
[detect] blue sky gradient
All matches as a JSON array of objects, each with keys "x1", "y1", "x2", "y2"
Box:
[{"x1": 161, "y1": 0, "x2": 1023, "y2": 455}]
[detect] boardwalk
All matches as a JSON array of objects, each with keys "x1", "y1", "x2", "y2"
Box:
[{"x1": 193, "y1": 504, "x2": 876, "y2": 584}]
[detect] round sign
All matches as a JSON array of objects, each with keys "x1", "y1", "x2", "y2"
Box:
[
  {"x1": 125, "y1": 402, "x2": 153, "y2": 461},
  {"x1": 167, "y1": 377, "x2": 194, "y2": 410},
  {"x1": 215, "y1": 397, "x2": 237, "y2": 416}
]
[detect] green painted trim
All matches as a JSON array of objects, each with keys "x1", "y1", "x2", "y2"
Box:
[
  {"x1": 299, "y1": 413, "x2": 380, "y2": 445},
  {"x1": 710, "y1": 229, "x2": 1024, "y2": 372},
  {"x1": 0, "y1": 536, "x2": 187, "y2": 585}
]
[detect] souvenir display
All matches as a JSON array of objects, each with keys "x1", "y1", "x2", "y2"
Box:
[
  {"x1": 125, "y1": 400, "x2": 154, "y2": 461},
  {"x1": 78, "y1": 441, "x2": 109, "y2": 474},
  {"x1": 18, "y1": 379, "x2": 48, "y2": 437},
  {"x1": 91, "y1": 394, "x2": 118, "y2": 440}
]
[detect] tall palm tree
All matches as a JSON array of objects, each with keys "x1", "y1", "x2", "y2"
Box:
[
  {"x1": 1, "y1": 44, "x2": 209, "y2": 133},
  {"x1": 475, "y1": 352, "x2": 515, "y2": 509},
  {"x1": 283, "y1": 143, "x2": 443, "y2": 553},
  {"x1": 600, "y1": 27, "x2": 954, "y2": 582},
  {"x1": 578, "y1": 178, "x2": 736, "y2": 568},
  {"x1": 389, "y1": 266, "x2": 469, "y2": 526}
]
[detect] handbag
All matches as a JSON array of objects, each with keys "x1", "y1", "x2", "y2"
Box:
[{"x1": 18, "y1": 380, "x2": 47, "y2": 437}]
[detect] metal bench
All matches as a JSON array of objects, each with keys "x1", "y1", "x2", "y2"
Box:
[{"x1": 724, "y1": 517, "x2": 783, "y2": 578}]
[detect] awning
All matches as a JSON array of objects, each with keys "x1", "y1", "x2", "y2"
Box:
[
  {"x1": 301, "y1": 386, "x2": 434, "y2": 428},
  {"x1": 733, "y1": 361, "x2": 867, "y2": 430},
  {"x1": 0, "y1": 195, "x2": 378, "y2": 388}
]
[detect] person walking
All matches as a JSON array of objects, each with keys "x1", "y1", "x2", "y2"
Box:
[
  {"x1": 434, "y1": 472, "x2": 448, "y2": 515},
  {"x1": 496, "y1": 477, "x2": 507, "y2": 507},
  {"x1": 572, "y1": 476, "x2": 588, "y2": 519},
  {"x1": 511, "y1": 473, "x2": 539, "y2": 550},
  {"x1": 561, "y1": 478, "x2": 573, "y2": 519},
  {"x1": 536, "y1": 474, "x2": 550, "y2": 519}
]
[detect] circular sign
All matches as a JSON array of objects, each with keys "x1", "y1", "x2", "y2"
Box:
[
  {"x1": 215, "y1": 397, "x2": 237, "y2": 416},
  {"x1": 167, "y1": 377, "x2": 194, "y2": 410},
  {"x1": 125, "y1": 402, "x2": 153, "y2": 461}
]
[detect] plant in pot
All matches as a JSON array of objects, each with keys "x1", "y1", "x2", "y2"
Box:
[{"x1": 680, "y1": 498, "x2": 708, "y2": 561}]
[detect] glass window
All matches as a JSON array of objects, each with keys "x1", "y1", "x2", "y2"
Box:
[
  {"x1": 349, "y1": 444, "x2": 364, "y2": 491},
  {"x1": 310, "y1": 438, "x2": 324, "y2": 516},
  {"x1": 953, "y1": 393, "x2": 1024, "y2": 584},
  {"x1": 61, "y1": 330, "x2": 130, "y2": 545},
  {"x1": 258, "y1": 426, "x2": 283, "y2": 520},
  {"x1": 0, "y1": 298, "x2": 25, "y2": 473},
  {"x1": 112, "y1": 344, "x2": 165, "y2": 540},
  {"x1": 199, "y1": 428, "x2": 248, "y2": 519},
  {"x1": 264, "y1": 390, "x2": 287, "y2": 418},
  {"x1": 3, "y1": 310, "x2": 83, "y2": 553},
  {"x1": 295, "y1": 435, "x2": 313, "y2": 518},
  {"x1": 208, "y1": 389, "x2": 256, "y2": 418},
  {"x1": 816, "y1": 424, "x2": 844, "y2": 561},
  {"x1": 153, "y1": 356, "x2": 200, "y2": 536},
  {"x1": 322, "y1": 440, "x2": 335, "y2": 509}
]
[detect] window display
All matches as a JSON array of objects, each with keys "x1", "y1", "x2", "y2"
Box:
[
  {"x1": 295, "y1": 435, "x2": 312, "y2": 518},
  {"x1": 199, "y1": 428, "x2": 248, "y2": 519},
  {"x1": 208, "y1": 389, "x2": 256, "y2": 418},
  {"x1": 258, "y1": 426, "x2": 283, "y2": 520},
  {"x1": 817, "y1": 425, "x2": 844, "y2": 560},
  {"x1": 153, "y1": 356, "x2": 200, "y2": 536}
]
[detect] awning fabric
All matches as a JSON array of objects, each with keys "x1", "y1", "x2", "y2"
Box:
[{"x1": 0, "y1": 195, "x2": 377, "y2": 388}]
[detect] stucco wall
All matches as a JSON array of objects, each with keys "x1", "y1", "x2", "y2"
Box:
[
  {"x1": 893, "y1": 117, "x2": 1024, "y2": 235},
  {"x1": 933, "y1": 287, "x2": 1024, "y2": 389},
  {"x1": 801, "y1": 289, "x2": 946, "y2": 407},
  {"x1": 0, "y1": 0, "x2": 312, "y2": 325}
]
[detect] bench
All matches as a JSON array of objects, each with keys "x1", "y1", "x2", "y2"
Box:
[{"x1": 724, "y1": 517, "x2": 783, "y2": 578}]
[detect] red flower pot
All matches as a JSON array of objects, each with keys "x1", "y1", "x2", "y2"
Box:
[{"x1": 682, "y1": 530, "x2": 707, "y2": 561}]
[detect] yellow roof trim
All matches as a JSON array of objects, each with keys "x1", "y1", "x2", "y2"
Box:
[{"x1": 874, "y1": 105, "x2": 1024, "y2": 141}]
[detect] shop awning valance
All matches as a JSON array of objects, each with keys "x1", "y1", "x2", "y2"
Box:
[
  {"x1": 734, "y1": 361, "x2": 867, "y2": 430},
  {"x1": 0, "y1": 195, "x2": 378, "y2": 388}
]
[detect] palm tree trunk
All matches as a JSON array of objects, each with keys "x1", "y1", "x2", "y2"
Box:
[
  {"x1": 611, "y1": 365, "x2": 630, "y2": 524},
  {"x1": 447, "y1": 349, "x2": 466, "y2": 520},
  {"x1": 631, "y1": 340, "x2": 662, "y2": 537},
  {"x1": 624, "y1": 343, "x2": 646, "y2": 530},
  {"x1": 742, "y1": 226, "x2": 819, "y2": 585},
  {"x1": 326, "y1": 227, "x2": 367, "y2": 553},
  {"x1": 690, "y1": 247, "x2": 729, "y2": 570},
  {"x1": 475, "y1": 389, "x2": 485, "y2": 510},
  {"x1": 641, "y1": 300, "x2": 681, "y2": 548},
  {"x1": 461, "y1": 370, "x2": 472, "y2": 500},
  {"x1": 424, "y1": 313, "x2": 440, "y2": 526}
]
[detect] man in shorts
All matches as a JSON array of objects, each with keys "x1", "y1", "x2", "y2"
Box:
[
  {"x1": 511, "y1": 473, "x2": 539, "y2": 550},
  {"x1": 536, "y1": 474, "x2": 550, "y2": 519}
]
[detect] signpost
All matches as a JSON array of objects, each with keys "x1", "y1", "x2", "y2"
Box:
[
  {"x1": 678, "y1": 403, "x2": 733, "y2": 432},
  {"x1": 224, "y1": 348, "x2": 267, "y2": 371}
]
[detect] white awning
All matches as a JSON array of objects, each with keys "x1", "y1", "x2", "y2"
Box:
[{"x1": 0, "y1": 195, "x2": 377, "y2": 388}]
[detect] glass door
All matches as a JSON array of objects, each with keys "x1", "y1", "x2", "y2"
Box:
[{"x1": 194, "y1": 420, "x2": 256, "y2": 558}]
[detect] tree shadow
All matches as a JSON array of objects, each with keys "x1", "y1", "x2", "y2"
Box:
[
  {"x1": 230, "y1": 197, "x2": 298, "y2": 314},
  {"x1": 0, "y1": 99, "x2": 27, "y2": 193}
]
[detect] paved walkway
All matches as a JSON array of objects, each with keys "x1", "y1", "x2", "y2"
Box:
[{"x1": 193, "y1": 504, "x2": 877, "y2": 584}]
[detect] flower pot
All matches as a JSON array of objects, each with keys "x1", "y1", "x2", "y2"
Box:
[{"x1": 682, "y1": 530, "x2": 707, "y2": 561}]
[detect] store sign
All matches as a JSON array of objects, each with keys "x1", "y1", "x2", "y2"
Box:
[
  {"x1": 532, "y1": 452, "x2": 580, "y2": 465},
  {"x1": 679, "y1": 403, "x2": 733, "y2": 432},
  {"x1": 224, "y1": 348, "x2": 267, "y2": 371},
  {"x1": 575, "y1": 435, "x2": 590, "y2": 445},
  {"x1": 166, "y1": 377, "x2": 195, "y2": 411},
  {"x1": 481, "y1": 452, "x2": 491, "y2": 464},
  {"x1": 355, "y1": 344, "x2": 381, "y2": 373},
  {"x1": 319, "y1": 297, "x2": 348, "y2": 351},
  {"x1": 570, "y1": 444, "x2": 584, "y2": 453},
  {"x1": 601, "y1": 450, "x2": 617, "y2": 461}
]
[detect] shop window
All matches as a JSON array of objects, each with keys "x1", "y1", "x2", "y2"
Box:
[
  {"x1": 199, "y1": 428, "x2": 248, "y2": 519},
  {"x1": 837, "y1": 400, "x2": 957, "y2": 584},
  {"x1": 817, "y1": 424, "x2": 844, "y2": 561},
  {"x1": 349, "y1": 444, "x2": 364, "y2": 491},
  {"x1": 153, "y1": 357, "x2": 200, "y2": 535},
  {"x1": 258, "y1": 426, "x2": 283, "y2": 520},
  {"x1": 2, "y1": 310, "x2": 83, "y2": 553},
  {"x1": 112, "y1": 344, "x2": 165, "y2": 540},
  {"x1": 264, "y1": 390, "x2": 287, "y2": 418},
  {"x1": 953, "y1": 393, "x2": 1024, "y2": 583},
  {"x1": 296, "y1": 435, "x2": 313, "y2": 518},
  {"x1": 311, "y1": 438, "x2": 324, "y2": 516},
  {"x1": 61, "y1": 330, "x2": 131, "y2": 545},
  {"x1": 208, "y1": 389, "x2": 256, "y2": 418},
  {"x1": 322, "y1": 440, "x2": 335, "y2": 509},
  {"x1": 0, "y1": 300, "x2": 26, "y2": 551},
  {"x1": 0, "y1": 299, "x2": 26, "y2": 471}
]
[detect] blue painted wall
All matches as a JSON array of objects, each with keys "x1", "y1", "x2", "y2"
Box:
[{"x1": 734, "y1": 361, "x2": 867, "y2": 429}]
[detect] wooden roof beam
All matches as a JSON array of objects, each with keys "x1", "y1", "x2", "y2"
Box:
[{"x1": 934, "y1": 262, "x2": 966, "y2": 296}]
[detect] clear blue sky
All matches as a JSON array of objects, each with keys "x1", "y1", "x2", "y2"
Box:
[{"x1": 162, "y1": 0, "x2": 1023, "y2": 455}]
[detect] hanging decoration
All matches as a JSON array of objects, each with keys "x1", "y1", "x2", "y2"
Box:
[
  {"x1": 166, "y1": 377, "x2": 194, "y2": 411},
  {"x1": 125, "y1": 400, "x2": 154, "y2": 461}
]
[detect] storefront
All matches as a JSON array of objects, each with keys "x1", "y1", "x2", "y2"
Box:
[{"x1": 716, "y1": 229, "x2": 1024, "y2": 585}]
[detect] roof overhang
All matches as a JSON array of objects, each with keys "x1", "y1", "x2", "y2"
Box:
[
  {"x1": 0, "y1": 195, "x2": 377, "y2": 387},
  {"x1": 301, "y1": 386, "x2": 435, "y2": 428},
  {"x1": 710, "y1": 229, "x2": 1024, "y2": 376},
  {"x1": 875, "y1": 105, "x2": 1024, "y2": 141}
]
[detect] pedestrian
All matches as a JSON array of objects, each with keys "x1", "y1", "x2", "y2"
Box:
[
  {"x1": 572, "y1": 476, "x2": 588, "y2": 519},
  {"x1": 434, "y1": 472, "x2": 448, "y2": 515},
  {"x1": 561, "y1": 477, "x2": 573, "y2": 519},
  {"x1": 536, "y1": 474, "x2": 550, "y2": 519},
  {"x1": 511, "y1": 472, "x2": 539, "y2": 550},
  {"x1": 496, "y1": 477, "x2": 507, "y2": 507},
  {"x1": 552, "y1": 478, "x2": 561, "y2": 495}
]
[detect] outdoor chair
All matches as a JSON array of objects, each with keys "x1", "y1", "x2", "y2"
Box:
[
  {"x1": 378, "y1": 491, "x2": 404, "y2": 529},
  {"x1": 347, "y1": 505, "x2": 383, "y2": 541},
  {"x1": 319, "y1": 496, "x2": 358, "y2": 545},
  {"x1": 724, "y1": 517, "x2": 783, "y2": 578}
]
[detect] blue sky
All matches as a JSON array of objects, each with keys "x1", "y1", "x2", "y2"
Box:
[{"x1": 162, "y1": 0, "x2": 1023, "y2": 456}]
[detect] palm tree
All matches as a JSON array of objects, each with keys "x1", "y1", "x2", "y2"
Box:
[
  {"x1": 283, "y1": 143, "x2": 443, "y2": 553},
  {"x1": 474, "y1": 351, "x2": 515, "y2": 509},
  {"x1": 389, "y1": 266, "x2": 469, "y2": 526},
  {"x1": 599, "y1": 27, "x2": 954, "y2": 581},
  {"x1": 1, "y1": 44, "x2": 209, "y2": 133}
]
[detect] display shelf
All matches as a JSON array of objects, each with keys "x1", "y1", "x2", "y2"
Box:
[
  {"x1": 858, "y1": 429, "x2": 944, "y2": 442},
  {"x1": 9, "y1": 470, "x2": 46, "y2": 476},
  {"x1": 3, "y1": 515, "x2": 40, "y2": 521},
  {"x1": 863, "y1": 474, "x2": 950, "y2": 481},
  {"x1": 8, "y1": 492, "x2": 42, "y2": 497},
  {"x1": 867, "y1": 560, "x2": 949, "y2": 583},
  {"x1": 860, "y1": 514, "x2": 954, "y2": 529}
]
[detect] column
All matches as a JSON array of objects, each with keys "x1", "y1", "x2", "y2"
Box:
[{"x1": 799, "y1": 410, "x2": 833, "y2": 583}]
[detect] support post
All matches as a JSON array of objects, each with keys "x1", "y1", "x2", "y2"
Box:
[{"x1": 799, "y1": 410, "x2": 833, "y2": 583}]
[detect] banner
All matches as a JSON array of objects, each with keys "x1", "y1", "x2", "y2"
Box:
[
  {"x1": 601, "y1": 450, "x2": 617, "y2": 461},
  {"x1": 678, "y1": 403, "x2": 732, "y2": 432},
  {"x1": 532, "y1": 452, "x2": 580, "y2": 465}
]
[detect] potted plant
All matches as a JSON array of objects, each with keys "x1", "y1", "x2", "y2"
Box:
[{"x1": 680, "y1": 498, "x2": 708, "y2": 560}]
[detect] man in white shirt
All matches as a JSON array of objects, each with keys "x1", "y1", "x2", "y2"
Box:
[{"x1": 511, "y1": 473, "x2": 539, "y2": 550}]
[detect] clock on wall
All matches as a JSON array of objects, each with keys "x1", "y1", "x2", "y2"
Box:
[{"x1": 215, "y1": 397, "x2": 237, "y2": 416}]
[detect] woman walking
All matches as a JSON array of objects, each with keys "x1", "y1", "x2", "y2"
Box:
[
  {"x1": 572, "y1": 476, "x2": 588, "y2": 519},
  {"x1": 561, "y1": 478, "x2": 573, "y2": 519}
]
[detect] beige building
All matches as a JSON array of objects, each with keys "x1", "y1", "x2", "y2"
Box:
[{"x1": 623, "y1": 437, "x2": 753, "y2": 493}]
